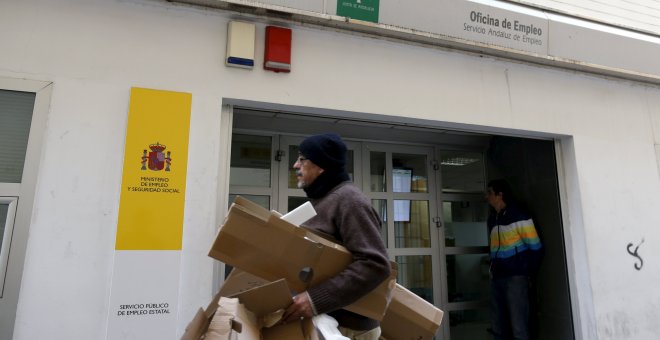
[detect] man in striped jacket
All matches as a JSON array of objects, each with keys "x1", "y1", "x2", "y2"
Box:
[{"x1": 486, "y1": 179, "x2": 542, "y2": 340}]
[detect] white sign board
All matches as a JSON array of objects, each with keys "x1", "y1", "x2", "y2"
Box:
[
  {"x1": 106, "y1": 251, "x2": 181, "y2": 339},
  {"x1": 448, "y1": 2, "x2": 548, "y2": 55},
  {"x1": 378, "y1": 1, "x2": 548, "y2": 55}
]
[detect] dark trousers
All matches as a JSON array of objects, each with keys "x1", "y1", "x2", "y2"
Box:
[{"x1": 490, "y1": 275, "x2": 530, "y2": 340}]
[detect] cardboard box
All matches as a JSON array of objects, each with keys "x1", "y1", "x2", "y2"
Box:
[
  {"x1": 380, "y1": 284, "x2": 444, "y2": 340},
  {"x1": 181, "y1": 308, "x2": 209, "y2": 340},
  {"x1": 208, "y1": 270, "x2": 444, "y2": 340},
  {"x1": 182, "y1": 279, "x2": 317, "y2": 340},
  {"x1": 209, "y1": 196, "x2": 396, "y2": 321},
  {"x1": 207, "y1": 279, "x2": 317, "y2": 340},
  {"x1": 180, "y1": 271, "x2": 278, "y2": 340},
  {"x1": 200, "y1": 196, "x2": 443, "y2": 340}
]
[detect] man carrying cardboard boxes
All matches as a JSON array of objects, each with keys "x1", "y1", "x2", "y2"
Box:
[
  {"x1": 192, "y1": 132, "x2": 444, "y2": 340},
  {"x1": 281, "y1": 133, "x2": 391, "y2": 340}
]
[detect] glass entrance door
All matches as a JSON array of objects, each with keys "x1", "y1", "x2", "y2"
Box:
[
  {"x1": 275, "y1": 138, "x2": 477, "y2": 340},
  {"x1": 362, "y1": 142, "x2": 441, "y2": 309},
  {"x1": 438, "y1": 150, "x2": 490, "y2": 340},
  {"x1": 230, "y1": 133, "x2": 492, "y2": 340}
]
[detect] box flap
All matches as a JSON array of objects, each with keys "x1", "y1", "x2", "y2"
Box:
[
  {"x1": 343, "y1": 261, "x2": 397, "y2": 321},
  {"x1": 234, "y1": 279, "x2": 292, "y2": 317},
  {"x1": 205, "y1": 293, "x2": 316, "y2": 340},
  {"x1": 262, "y1": 321, "x2": 305, "y2": 339},
  {"x1": 205, "y1": 297, "x2": 261, "y2": 340},
  {"x1": 218, "y1": 268, "x2": 270, "y2": 298},
  {"x1": 380, "y1": 284, "x2": 444, "y2": 340},
  {"x1": 180, "y1": 308, "x2": 210, "y2": 340},
  {"x1": 210, "y1": 203, "x2": 349, "y2": 292},
  {"x1": 234, "y1": 196, "x2": 272, "y2": 221},
  {"x1": 302, "y1": 229, "x2": 349, "y2": 252}
]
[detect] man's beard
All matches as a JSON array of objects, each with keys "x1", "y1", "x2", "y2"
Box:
[{"x1": 296, "y1": 171, "x2": 307, "y2": 189}]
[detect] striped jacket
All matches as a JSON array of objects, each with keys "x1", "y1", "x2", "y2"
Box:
[{"x1": 488, "y1": 204, "x2": 542, "y2": 278}]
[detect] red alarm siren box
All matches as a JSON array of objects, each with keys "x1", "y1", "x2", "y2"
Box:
[{"x1": 264, "y1": 26, "x2": 292, "y2": 73}]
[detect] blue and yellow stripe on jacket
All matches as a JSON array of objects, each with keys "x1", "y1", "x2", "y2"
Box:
[{"x1": 489, "y1": 218, "x2": 542, "y2": 258}]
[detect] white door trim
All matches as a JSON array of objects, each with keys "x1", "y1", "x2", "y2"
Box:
[{"x1": 0, "y1": 77, "x2": 52, "y2": 340}]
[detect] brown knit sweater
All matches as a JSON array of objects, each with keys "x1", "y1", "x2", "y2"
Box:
[{"x1": 302, "y1": 181, "x2": 391, "y2": 331}]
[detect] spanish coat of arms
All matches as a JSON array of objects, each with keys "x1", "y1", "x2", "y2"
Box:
[{"x1": 141, "y1": 142, "x2": 171, "y2": 171}]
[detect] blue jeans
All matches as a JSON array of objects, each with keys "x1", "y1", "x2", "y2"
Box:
[{"x1": 490, "y1": 275, "x2": 530, "y2": 340}]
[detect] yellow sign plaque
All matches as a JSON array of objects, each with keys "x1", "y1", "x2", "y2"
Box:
[{"x1": 115, "y1": 88, "x2": 192, "y2": 250}]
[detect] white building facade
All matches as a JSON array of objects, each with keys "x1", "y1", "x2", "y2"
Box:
[{"x1": 1, "y1": 0, "x2": 660, "y2": 339}]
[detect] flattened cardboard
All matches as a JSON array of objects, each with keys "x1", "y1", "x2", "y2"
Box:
[
  {"x1": 341, "y1": 263, "x2": 397, "y2": 320},
  {"x1": 182, "y1": 278, "x2": 294, "y2": 340},
  {"x1": 181, "y1": 308, "x2": 209, "y2": 340},
  {"x1": 380, "y1": 284, "x2": 444, "y2": 340},
  {"x1": 233, "y1": 279, "x2": 292, "y2": 316},
  {"x1": 210, "y1": 198, "x2": 352, "y2": 291},
  {"x1": 209, "y1": 196, "x2": 395, "y2": 321},
  {"x1": 204, "y1": 280, "x2": 318, "y2": 340},
  {"x1": 220, "y1": 265, "x2": 397, "y2": 324},
  {"x1": 217, "y1": 268, "x2": 269, "y2": 298},
  {"x1": 206, "y1": 297, "x2": 260, "y2": 340}
]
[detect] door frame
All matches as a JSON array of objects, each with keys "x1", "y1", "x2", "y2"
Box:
[
  {"x1": 222, "y1": 100, "x2": 588, "y2": 340},
  {"x1": 0, "y1": 77, "x2": 52, "y2": 339}
]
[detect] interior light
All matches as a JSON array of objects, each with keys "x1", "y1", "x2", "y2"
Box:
[{"x1": 440, "y1": 157, "x2": 479, "y2": 166}]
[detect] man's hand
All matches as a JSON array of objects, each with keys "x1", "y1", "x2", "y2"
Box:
[{"x1": 280, "y1": 292, "x2": 314, "y2": 324}]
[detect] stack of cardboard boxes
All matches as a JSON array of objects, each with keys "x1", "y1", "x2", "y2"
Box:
[
  {"x1": 183, "y1": 276, "x2": 317, "y2": 340},
  {"x1": 182, "y1": 197, "x2": 444, "y2": 339}
]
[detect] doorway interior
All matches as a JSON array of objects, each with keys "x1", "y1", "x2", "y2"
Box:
[{"x1": 225, "y1": 106, "x2": 574, "y2": 340}]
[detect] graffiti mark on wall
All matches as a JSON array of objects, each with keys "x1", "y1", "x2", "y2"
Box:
[{"x1": 626, "y1": 238, "x2": 644, "y2": 271}]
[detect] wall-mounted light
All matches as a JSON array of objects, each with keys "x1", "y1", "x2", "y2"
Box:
[{"x1": 226, "y1": 21, "x2": 256, "y2": 69}]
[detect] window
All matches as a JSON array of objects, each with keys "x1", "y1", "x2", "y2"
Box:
[
  {"x1": 0, "y1": 90, "x2": 35, "y2": 183},
  {"x1": 0, "y1": 198, "x2": 18, "y2": 294},
  {"x1": 228, "y1": 133, "x2": 275, "y2": 210}
]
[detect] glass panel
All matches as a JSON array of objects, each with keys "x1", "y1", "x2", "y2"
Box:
[
  {"x1": 446, "y1": 254, "x2": 490, "y2": 303},
  {"x1": 290, "y1": 145, "x2": 354, "y2": 188},
  {"x1": 395, "y1": 255, "x2": 433, "y2": 304},
  {"x1": 346, "y1": 150, "x2": 354, "y2": 181},
  {"x1": 230, "y1": 134, "x2": 271, "y2": 187},
  {"x1": 449, "y1": 308, "x2": 491, "y2": 340},
  {"x1": 443, "y1": 201, "x2": 489, "y2": 247},
  {"x1": 371, "y1": 199, "x2": 387, "y2": 245},
  {"x1": 0, "y1": 203, "x2": 8, "y2": 250},
  {"x1": 0, "y1": 90, "x2": 36, "y2": 183},
  {"x1": 394, "y1": 200, "x2": 430, "y2": 248},
  {"x1": 288, "y1": 196, "x2": 309, "y2": 212},
  {"x1": 370, "y1": 151, "x2": 386, "y2": 192},
  {"x1": 440, "y1": 151, "x2": 484, "y2": 193},
  {"x1": 392, "y1": 153, "x2": 427, "y2": 193},
  {"x1": 288, "y1": 145, "x2": 300, "y2": 189},
  {"x1": 228, "y1": 194, "x2": 270, "y2": 210}
]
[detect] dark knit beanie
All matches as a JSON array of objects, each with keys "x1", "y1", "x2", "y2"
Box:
[{"x1": 299, "y1": 133, "x2": 347, "y2": 171}]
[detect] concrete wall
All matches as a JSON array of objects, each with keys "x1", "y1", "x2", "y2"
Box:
[
  {"x1": 2, "y1": 0, "x2": 660, "y2": 339},
  {"x1": 179, "y1": 0, "x2": 660, "y2": 78}
]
